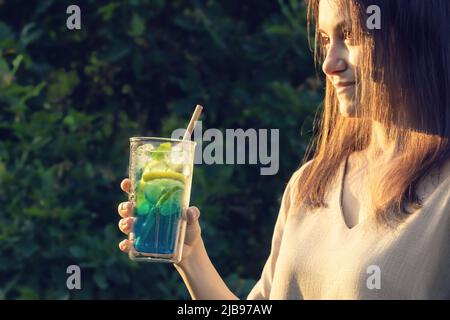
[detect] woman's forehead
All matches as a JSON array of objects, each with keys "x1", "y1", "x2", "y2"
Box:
[{"x1": 318, "y1": 0, "x2": 351, "y2": 32}]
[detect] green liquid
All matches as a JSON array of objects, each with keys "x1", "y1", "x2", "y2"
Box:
[{"x1": 134, "y1": 178, "x2": 184, "y2": 254}]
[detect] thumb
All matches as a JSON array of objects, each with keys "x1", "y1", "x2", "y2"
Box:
[{"x1": 186, "y1": 206, "x2": 200, "y2": 224}]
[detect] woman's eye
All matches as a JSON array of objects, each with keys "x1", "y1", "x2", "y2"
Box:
[
  {"x1": 320, "y1": 34, "x2": 330, "y2": 46},
  {"x1": 343, "y1": 29, "x2": 354, "y2": 42}
]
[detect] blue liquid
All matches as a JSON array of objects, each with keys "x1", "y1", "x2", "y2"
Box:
[{"x1": 134, "y1": 178, "x2": 184, "y2": 254}]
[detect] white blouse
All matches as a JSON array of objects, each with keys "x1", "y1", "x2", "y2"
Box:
[{"x1": 247, "y1": 157, "x2": 450, "y2": 299}]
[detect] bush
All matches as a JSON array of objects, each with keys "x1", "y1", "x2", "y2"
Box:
[{"x1": 0, "y1": 0, "x2": 322, "y2": 299}]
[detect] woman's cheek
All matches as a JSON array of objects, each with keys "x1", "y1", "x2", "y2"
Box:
[{"x1": 348, "y1": 46, "x2": 362, "y2": 69}]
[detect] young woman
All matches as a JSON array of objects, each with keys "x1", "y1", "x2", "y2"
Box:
[{"x1": 117, "y1": 0, "x2": 450, "y2": 299}]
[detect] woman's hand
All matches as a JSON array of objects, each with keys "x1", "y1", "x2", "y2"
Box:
[{"x1": 117, "y1": 178, "x2": 203, "y2": 265}]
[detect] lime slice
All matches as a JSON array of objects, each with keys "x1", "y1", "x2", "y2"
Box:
[
  {"x1": 151, "y1": 142, "x2": 172, "y2": 161},
  {"x1": 142, "y1": 170, "x2": 185, "y2": 183},
  {"x1": 143, "y1": 161, "x2": 168, "y2": 172}
]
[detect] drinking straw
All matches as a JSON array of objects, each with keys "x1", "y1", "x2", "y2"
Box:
[
  {"x1": 182, "y1": 104, "x2": 203, "y2": 140},
  {"x1": 138, "y1": 105, "x2": 204, "y2": 252}
]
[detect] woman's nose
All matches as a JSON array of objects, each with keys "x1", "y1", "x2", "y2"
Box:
[{"x1": 322, "y1": 45, "x2": 347, "y2": 76}]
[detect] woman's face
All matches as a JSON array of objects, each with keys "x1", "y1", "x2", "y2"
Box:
[{"x1": 319, "y1": 0, "x2": 361, "y2": 118}]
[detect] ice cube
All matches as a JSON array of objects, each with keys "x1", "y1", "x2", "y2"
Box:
[
  {"x1": 182, "y1": 165, "x2": 191, "y2": 177},
  {"x1": 170, "y1": 143, "x2": 191, "y2": 166},
  {"x1": 135, "y1": 144, "x2": 155, "y2": 167}
]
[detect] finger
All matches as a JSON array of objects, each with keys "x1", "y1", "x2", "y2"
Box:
[
  {"x1": 118, "y1": 239, "x2": 132, "y2": 253},
  {"x1": 187, "y1": 206, "x2": 200, "y2": 224},
  {"x1": 120, "y1": 178, "x2": 131, "y2": 194},
  {"x1": 118, "y1": 217, "x2": 135, "y2": 234},
  {"x1": 118, "y1": 201, "x2": 133, "y2": 218},
  {"x1": 184, "y1": 206, "x2": 202, "y2": 246}
]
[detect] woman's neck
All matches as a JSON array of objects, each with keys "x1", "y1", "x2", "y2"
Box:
[{"x1": 365, "y1": 121, "x2": 402, "y2": 165}]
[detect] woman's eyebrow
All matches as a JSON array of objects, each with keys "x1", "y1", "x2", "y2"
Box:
[{"x1": 318, "y1": 21, "x2": 351, "y2": 34}]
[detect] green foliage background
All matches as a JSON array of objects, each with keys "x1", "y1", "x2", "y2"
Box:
[{"x1": 0, "y1": 0, "x2": 322, "y2": 299}]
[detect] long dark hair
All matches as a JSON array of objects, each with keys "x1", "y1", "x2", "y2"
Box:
[{"x1": 294, "y1": 0, "x2": 450, "y2": 227}]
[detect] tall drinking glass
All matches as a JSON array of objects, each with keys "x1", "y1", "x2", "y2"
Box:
[{"x1": 128, "y1": 137, "x2": 196, "y2": 263}]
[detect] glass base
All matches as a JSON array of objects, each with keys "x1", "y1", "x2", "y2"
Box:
[{"x1": 129, "y1": 249, "x2": 182, "y2": 264}]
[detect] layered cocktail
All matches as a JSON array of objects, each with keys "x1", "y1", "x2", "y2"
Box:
[{"x1": 128, "y1": 138, "x2": 196, "y2": 263}]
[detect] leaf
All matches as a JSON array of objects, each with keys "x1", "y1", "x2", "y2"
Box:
[
  {"x1": 94, "y1": 272, "x2": 108, "y2": 290},
  {"x1": 47, "y1": 69, "x2": 79, "y2": 102},
  {"x1": 0, "y1": 21, "x2": 14, "y2": 41},
  {"x1": 151, "y1": 142, "x2": 172, "y2": 161},
  {"x1": 20, "y1": 23, "x2": 43, "y2": 47},
  {"x1": 128, "y1": 13, "x2": 146, "y2": 37},
  {"x1": 20, "y1": 81, "x2": 46, "y2": 103},
  {"x1": 0, "y1": 275, "x2": 20, "y2": 299},
  {"x1": 12, "y1": 54, "x2": 23, "y2": 75},
  {"x1": 264, "y1": 25, "x2": 292, "y2": 37},
  {"x1": 155, "y1": 184, "x2": 183, "y2": 209},
  {"x1": 18, "y1": 287, "x2": 40, "y2": 300},
  {"x1": 69, "y1": 246, "x2": 86, "y2": 258},
  {"x1": 0, "y1": 58, "x2": 10, "y2": 76},
  {"x1": 97, "y1": 2, "x2": 122, "y2": 21}
]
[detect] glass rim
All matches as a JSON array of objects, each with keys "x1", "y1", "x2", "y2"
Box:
[{"x1": 129, "y1": 136, "x2": 197, "y2": 146}]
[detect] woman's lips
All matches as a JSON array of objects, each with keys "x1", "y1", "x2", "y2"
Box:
[{"x1": 335, "y1": 82, "x2": 355, "y2": 94}]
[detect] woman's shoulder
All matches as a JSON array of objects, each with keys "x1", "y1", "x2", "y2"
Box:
[
  {"x1": 288, "y1": 159, "x2": 314, "y2": 188},
  {"x1": 282, "y1": 159, "x2": 316, "y2": 207},
  {"x1": 413, "y1": 156, "x2": 450, "y2": 206}
]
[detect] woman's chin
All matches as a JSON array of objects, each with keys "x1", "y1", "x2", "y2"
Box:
[{"x1": 338, "y1": 100, "x2": 358, "y2": 118}]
